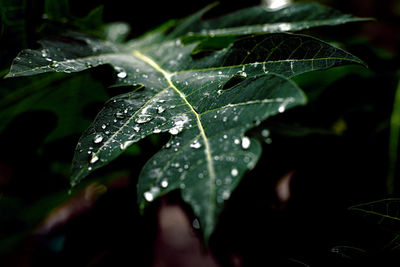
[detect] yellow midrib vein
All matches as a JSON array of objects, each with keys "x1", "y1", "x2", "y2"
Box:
[{"x1": 133, "y1": 50, "x2": 217, "y2": 211}]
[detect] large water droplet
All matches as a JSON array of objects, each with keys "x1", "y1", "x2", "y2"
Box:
[
  {"x1": 143, "y1": 191, "x2": 154, "y2": 202},
  {"x1": 157, "y1": 106, "x2": 166, "y2": 114},
  {"x1": 222, "y1": 190, "x2": 230, "y2": 200},
  {"x1": 94, "y1": 134, "x2": 103, "y2": 144},
  {"x1": 278, "y1": 105, "x2": 285, "y2": 113},
  {"x1": 231, "y1": 168, "x2": 238, "y2": 177},
  {"x1": 192, "y1": 218, "x2": 200, "y2": 229},
  {"x1": 190, "y1": 140, "x2": 201, "y2": 149},
  {"x1": 117, "y1": 71, "x2": 127, "y2": 79},
  {"x1": 261, "y1": 129, "x2": 270, "y2": 138},
  {"x1": 90, "y1": 154, "x2": 99, "y2": 164},
  {"x1": 50, "y1": 61, "x2": 59, "y2": 68},
  {"x1": 120, "y1": 140, "x2": 134, "y2": 150},
  {"x1": 241, "y1": 137, "x2": 251, "y2": 149},
  {"x1": 169, "y1": 128, "x2": 180, "y2": 135},
  {"x1": 115, "y1": 112, "x2": 124, "y2": 119},
  {"x1": 161, "y1": 179, "x2": 168, "y2": 188},
  {"x1": 135, "y1": 115, "x2": 152, "y2": 124}
]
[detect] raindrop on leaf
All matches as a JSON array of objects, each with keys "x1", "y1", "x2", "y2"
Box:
[
  {"x1": 94, "y1": 134, "x2": 103, "y2": 144},
  {"x1": 241, "y1": 137, "x2": 251, "y2": 149}
]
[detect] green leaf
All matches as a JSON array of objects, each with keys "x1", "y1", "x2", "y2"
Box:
[
  {"x1": 349, "y1": 199, "x2": 400, "y2": 232},
  {"x1": 5, "y1": 3, "x2": 367, "y2": 241},
  {"x1": 179, "y1": 2, "x2": 370, "y2": 42},
  {"x1": 0, "y1": 73, "x2": 108, "y2": 142}
]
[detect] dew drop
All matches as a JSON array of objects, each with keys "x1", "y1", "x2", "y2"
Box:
[
  {"x1": 161, "y1": 180, "x2": 169, "y2": 188},
  {"x1": 192, "y1": 218, "x2": 200, "y2": 229},
  {"x1": 231, "y1": 168, "x2": 238, "y2": 177},
  {"x1": 120, "y1": 140, "x2": 134, "y2": 150},
  {"x1": 278, "y1": 105, "x2": 285, "y2": 113},
  {"x1": 222, "y1": 190, "x2": 230, "y2": 200},
  {"x1": 94, "y1": 134, "x2": 103, "y2": 143},
  {"x1": 50, "y1": 61, "x2": 59, "y2": 68},
  {"x1": 117, "y1": 71, "x2": 127, "y2": 78},
  {"x1": 237, "y1": 70, "x2": 247, "y2": 78},
  {"x1": 115, "y1": 112, "x2": 124, "y2": 119},
  {"x1": 135, "y1": 115, "x2": 152, "y2": 124},
  {"x1": 223, "y1": 134, "x2": 228, "y2": 139},
  {"x1": 157, "y1": 106, "x2": 166, "y2": 113},
  {"x1": 90, "y1": 154, "x2": 99, "y2": 164},
  {"x1": 143, "y1": 191, "x2": 154, "y2": 202},
  {"x1": 241, "y1": 137, "x2": 251, "y2": 149},
  {"x1": 261, "y1": 129, "x2": 270, "y2": 137},
  {"x1": 88, "y1": 166, "x2": 92, "y2": 171},
  {"x1": 234, "y1": 138, "x2": 240, "y2": 145},
  {"x1": 133, "y1": 126, "x2": 140, "y2": 132},
  {"x1": 190, "y1": 140, "x2": 201, "y2": 149},
  {"x1": 169, "y1": 128, "x2": 180, "y2": 135},
  {"x1": 101, "y1": 124, "x2": 107, "y2": 129},
  {"x1": 153, "y1": 128, "x2": 161, "y2": 133}
]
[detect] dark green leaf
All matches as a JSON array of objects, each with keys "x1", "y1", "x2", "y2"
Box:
[
  {"x1": 5, "y1": 3, "x2": 367, "y2": 240},
  {"x1": 349, "y1": 199, "x2": 400, "y2": 232}
]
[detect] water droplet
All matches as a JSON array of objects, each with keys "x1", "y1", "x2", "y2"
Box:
[
  {"x1": 153, "y1": 128, "x2": 161, "y2": 133},
  {"x1": 190, "y1": 140, "x2": 201, "y2": 149},
  {"x1": 50, "y1": 61, "x2": 59, "y2": 68},
  {"x1": 120, "y1": 140, "x2": 134, "y2": 150},
  {"x1": 101, "y1": 124, "x2": 107, "y2": 129},
  {"x1": 231, "y1": 168, "x2": 238, "y2": 177},
  {"x1": 261, "y1": 129, "x2": 270, "y2": 137},
  {"x1": 161, "y1": 179, "x2": 168, "y2": 188},
  {"x1": 143, "y1": 191, "x2": 154, "y2": 202},
  {"x1": 223, "y1": 134, "x2": 228, "y2": 139},
  {"x1": 85, "y1": 62, "x2": 93, "y2": 68},
  {"x1": 88, "y1": 166, "x2": 92, "y2": 171},
  {"x1": 241, "y1": 137, "x2": 251, "y2": 149},
  {"x1": 278, "y1": 105, "x2": 285, "y2": 113},
  {"x1": 115, "y1": 112, "x2": 124, "y2": 119},
  {"x1": 90, "y1": 154, "x2": 99, "y2": 164},
  {"x1": 222, "y1": 190, "x2": 230, "y2": 200},
  {"x1": 237, "y1": 70, "x2": 247, "y2": 78},
  {"x1": 135, "y1": 114, "x2": 152, "y2": 124},
  {"x1": 192, "y1": 218, "x2": 200, "y2": 229},
  {"x1": 117, "y1": 71, "x2": 127, "y2": 78},
  {"x1": 157, "y1": 106, "x2": 166, "y2": 113},
  {"x1": 94, "y1": 134, "x2": 103, "y2": 143},
  {"x1": 218, "y1": 71, "x2": 222, "y2": 75},
  {"x1": 133, "y1": 126, "x2": 140, "y2": 132},
  {"x1": 169, "y1": 128, "x2": 179, "y2": 135},
  {"x1": 180, "y1": 183, "x2": 186, "y2": 189},
  {"x1": 234, "y1": 138, "x2": 240, "y2": 145}
]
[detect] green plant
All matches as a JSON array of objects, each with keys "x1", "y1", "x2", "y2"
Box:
[{"x1": 4, "y1": 2, "x2": 368, "y2": 243}]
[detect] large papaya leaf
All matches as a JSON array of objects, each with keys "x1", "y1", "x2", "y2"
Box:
[
  {"x1": 5, "y1": 3, "x2": 366, "y2": 240},
  {"x1": 349, "y1": 199, "x2": 400, "y2": 232}
]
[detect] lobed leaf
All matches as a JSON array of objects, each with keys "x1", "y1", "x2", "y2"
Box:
[{"x1": 5, "y1": 3, "x2": 367, "y2": 240}]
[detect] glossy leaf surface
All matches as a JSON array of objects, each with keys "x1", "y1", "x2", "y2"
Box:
[{"x1": 6, "y1": 3, "x2": 366, "y2": 240}]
